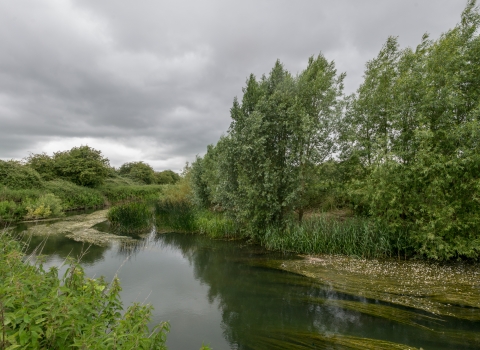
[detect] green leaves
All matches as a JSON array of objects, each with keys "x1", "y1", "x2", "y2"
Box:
[{"x1": 0, "y1": 232, "x2": 169, "y2": 349}]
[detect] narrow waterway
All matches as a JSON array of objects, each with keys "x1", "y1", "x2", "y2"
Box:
[{"x1": 15, "y1": 218, "x2": 480, "y2": 350}]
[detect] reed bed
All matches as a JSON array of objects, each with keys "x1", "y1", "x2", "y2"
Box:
[
  {"x1": 262, "y1": 216, "x2": 408, "y2": 259},
  {"x1": 107, "y1": 201, "x2": 153, "y2": 234},
  {"x1": 155, "y1": 199, "x2": 239, "y2": 238}
]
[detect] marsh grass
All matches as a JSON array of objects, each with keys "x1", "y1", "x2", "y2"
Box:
[
  {"x1": 262, "y1": 215, "x2": 410, "y2": 259},
  {"x1": 195, "y1": 210, "x2": 238, "y2": 238},
  {"x1": 107, "y1": 201, "x2": 153, "y2": 234},
  {"x1": 155, "y1": 200, "x2": 239, "y2": 238}
]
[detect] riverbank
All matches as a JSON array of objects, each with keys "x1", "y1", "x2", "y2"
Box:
[{"x1": 0, "y1": 178, "x2": 164, "y2": 223}]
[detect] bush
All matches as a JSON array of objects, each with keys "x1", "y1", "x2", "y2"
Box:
[
  {"x1": 25, "y1": 193, "x2": 64, "y2": 220},
  {"x1": 118, "y1": 161, "x2": 156, "y2": 184},
  {"x1": 0, "y1": 200, "x2": 17, "y2": 222},
  {"x1": 154, "y1": 170, "x2": 180, "y2": 185},
  {"x1": 25, "y1": 152, "x2": 57, "y2": 181},
  {"x1": 0, "y1": 231, "x2": 170, "y2": 349},
  {"x1": 44, "y1": 179, "x2": 105, "y2": 210},
  {"x1": 0, "y1": 160, "x2": 44, "y2": 190},
  {"x1": 53, "y1": 145, "x2": 110, "y2": 187}
]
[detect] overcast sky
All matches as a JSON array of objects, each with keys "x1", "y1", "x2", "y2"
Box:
[{"x1": 0, "y1": 0, "x2": 469, "y2": 171}]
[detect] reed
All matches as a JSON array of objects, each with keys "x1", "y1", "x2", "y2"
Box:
[
  {"x1": 107, "y1": 201, "x2": 153, "y2": 234},
  {"x1": 261, "y1": 215, "x2": 409, "y2": 259}
]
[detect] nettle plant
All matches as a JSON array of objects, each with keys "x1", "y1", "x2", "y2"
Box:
[{"x1": 0, "y1": 233, "x2": 169, "y2": 350}]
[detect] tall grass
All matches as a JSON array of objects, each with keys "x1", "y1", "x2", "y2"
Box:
[
  {"x1": 262, "y1": 215, "x2": 410, "y2": 259},
  {"x1": 107, "y1": 201, "x2": 154, "y2": 234},
  {"x1": 155, "y1": 203, "x2": 239, "y2": 238},
  {"x1": 99, "y1": 184, "x2": 164, "y2": 203},
  {"x1": 45, "y1": 179, "x2": 105, "y2": 210}
]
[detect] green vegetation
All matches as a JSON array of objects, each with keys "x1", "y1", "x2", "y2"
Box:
[
  {"x1": 154, "y1": 170, "x2": 181, "y2": 185},
  {"x1": 27, "y1": 146, "x2": 111, "y2": 187},
  {"x1": 262, "y1": 216, "x2": 407, "y2": 259},
  {"x1": 0, "y1": 146, "x2": 177, "y2": 223},
  {"x1": 0, "y1": 160, "x2": 44, "y2": 190},
  {"x1": 154, "y1": 178, "x2": 238, "y2": 238},
  {"x1": 0, "y1": 231, "x2": 169, "y2": 349},
  {"x1": 107, "y1": 201, "x2": 153, "y2": 234},
  {"x1": 187, "y1": 1, "x2": 480, "y2": 261},
  {"x1": 118, "y1": 161, "x2": 156, "y2": 184}
]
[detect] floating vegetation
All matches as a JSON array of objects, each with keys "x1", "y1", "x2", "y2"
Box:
[
  {"x1": 267, "y1": 255, "x2": 480, "y2": 321},
  {"x1": 246, "y1": 330, "x2": 420, "y2": 350},
  {"x1": 320, "y1": 299, "x2": 443, "y2": 330},
  {"x1": 15, "y1": 209, "x2": 136, "y2": 246}
]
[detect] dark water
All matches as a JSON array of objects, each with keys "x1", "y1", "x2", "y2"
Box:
[{"x1": 19, "y1": 225, "x2": 480, "y2": 350}]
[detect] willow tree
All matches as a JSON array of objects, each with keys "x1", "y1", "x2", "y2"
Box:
[
  {"x1": 192, "y1": 56, "x2": 344, "y2": 236},
  {"x1": 341, "y1": 0, "x2": 480, "y2": 259}
]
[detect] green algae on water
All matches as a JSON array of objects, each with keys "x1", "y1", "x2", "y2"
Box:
[{"x1": 266, "y1": 255, "x2": 480, "y2": 321}]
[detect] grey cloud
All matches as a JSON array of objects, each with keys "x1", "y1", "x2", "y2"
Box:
[{"x1": 0, "y1": 0, "x2": 469, "y2": 170}]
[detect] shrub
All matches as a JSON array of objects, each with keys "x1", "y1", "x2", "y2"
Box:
[
  {"x1": 25, "y1": 152, "x2": 57, "y2": 181},
  {"x1": 0, "y1": 160, "x2": 44, "y2": 190},
  {"x1": 154, "y1": 170, "x2": 180, "y2": 185},
  {"x1": 0, "y1": 200, "x2": 17, "y2": 222},
  {"x1": 99, "y1": 184, "x2": 163, "y2": 203},
  {"x1": 0, "y1": 231, "x2": 170, "y2": 349},
  {"x1": 118, "y1": 161, "x2": 156, "y2": 184},
  {"x1": 53, "y1": 145, "x2": 110, "y2": 187},
  {"x1": 44, "y1": 179, "x2": 105, "y2": 210},
  {"x1": 25, "y1": 193, "x2": 64, "y2": 220}
]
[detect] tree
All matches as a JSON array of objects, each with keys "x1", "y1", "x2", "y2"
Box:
[
  {"x1": 53, "y1": 146, "x2": 110, "y2": 187},
  {"x1": 118, "y1": 161, "x2": 155, "y2": 184},
  {"x1": 25, "y1": 152, "x2": 57, "y2": 180},
  {"x1": 154, "y1": 170, "x2": 181, "y2": 185},
  {"x1": 192, "y1": 56, "x2": 344, "y2": 235}
]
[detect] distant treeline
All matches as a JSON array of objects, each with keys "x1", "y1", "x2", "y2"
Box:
[
  {"x1": 189, "y1": 1, "x2": 480, "y2": 260},
  {"x1": 0, "y1": 145, "x2": 180, "y2": 221}
]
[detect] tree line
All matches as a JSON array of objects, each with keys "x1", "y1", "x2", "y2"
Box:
[{"x1": 190, "y1": 1, "x2": 480, "y2": 260}]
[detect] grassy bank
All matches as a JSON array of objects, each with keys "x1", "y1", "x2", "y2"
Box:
[{"x1": 0, "y1": 179, "x2": 164, "y2": 223}]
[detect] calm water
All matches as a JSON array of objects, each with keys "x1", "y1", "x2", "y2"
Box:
[{"x1": 18, "y1": 223, "x2": 480, "y2": 350}]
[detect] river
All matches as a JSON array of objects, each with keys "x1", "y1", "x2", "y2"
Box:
[{"x1": 14, "y1": 212, "x2": 480, "y2": 349}]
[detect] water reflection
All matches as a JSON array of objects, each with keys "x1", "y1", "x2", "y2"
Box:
[
  {"x1": 19, "y1": 229, "x2": 108, "y2": 265},
  {"x1": 14, "y1": 223, "x2": 480, "y2": 349}
]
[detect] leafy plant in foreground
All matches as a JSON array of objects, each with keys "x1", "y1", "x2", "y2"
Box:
[{"x1": 0, "y1": 232, "x2": 169, "y2": 349}]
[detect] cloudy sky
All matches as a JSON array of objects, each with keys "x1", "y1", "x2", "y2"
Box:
[{"x1": 0, "y1": 0, "x2": 469, "y2": 171}]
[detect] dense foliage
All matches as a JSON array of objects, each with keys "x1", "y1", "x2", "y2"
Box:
[
  {"x1": 107, "y1": 201, "x2": 153, "y2": 233},
  {"x1": 0, "y1": 160, "x2": 44, "y2": 190},
  {"x1": 26, "y1": 146, "x2": 111, "y2": 187},
  {"x1": 118, "y1": 162, "x2": 156, "y2": 185},
  {"x1": 192, "y1": 55, "x2": 344, "y2": 236},
  {"x1": 190, "y1": 1, "x2": 480, "y2": 260},
  {"x1": 154, "y1": 170, "x2": 181, "y2": 185},
  {"x1": 0, "y1": 232, "x2": 169, "y2": 349}
]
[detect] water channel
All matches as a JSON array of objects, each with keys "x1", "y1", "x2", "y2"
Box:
[{"x1": 14, "y1": 213, "x2": 480, "y2": 349}]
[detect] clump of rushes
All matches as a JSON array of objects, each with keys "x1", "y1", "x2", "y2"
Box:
[
  {"x1": 195, "y1": 210, "x2": 238, "y2": 238},
  {"x1": 155, "y1": 200, "x2": 197, "y2": 232},
  {"x1": 107, "y1": 201, "x2": 153, "y2": 234},
  {"x1": 262, "y1": 215, "x2": 410, "y2": 259}
]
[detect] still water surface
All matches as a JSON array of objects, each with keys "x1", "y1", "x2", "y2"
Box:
[{"x1": 19, "y1": 224, "x2": 479, "y2": 350}]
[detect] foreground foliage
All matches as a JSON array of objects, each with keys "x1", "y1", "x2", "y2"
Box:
[{"x1": 0, "y1": 232, "x2": 169, "y2": 349}]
